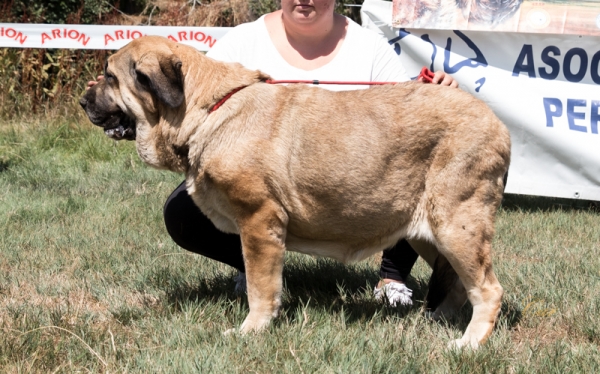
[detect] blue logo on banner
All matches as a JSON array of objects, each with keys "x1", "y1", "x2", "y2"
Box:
[{"x1": 391, "y1": 30, "x2": 488, "y2": 89}]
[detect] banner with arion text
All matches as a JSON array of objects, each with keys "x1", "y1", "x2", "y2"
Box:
[{"x1": 0, "y1": 23, "x2": 229, "y2": 50}]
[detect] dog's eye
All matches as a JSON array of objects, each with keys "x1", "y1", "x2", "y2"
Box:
[
  {"x1": 136, "y1": 71, "x2": 150, "y2": 87},
  {"x1": 105, "y1": 71, "x2": 117, "y2": 84}
]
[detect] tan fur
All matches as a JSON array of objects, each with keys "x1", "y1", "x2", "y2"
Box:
[{"x1": 81, "y1": 36, "x2": 511, "y2": 349}]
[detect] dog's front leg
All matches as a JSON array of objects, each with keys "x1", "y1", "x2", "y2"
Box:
[{"x1": 237, "y1": 200, "x2": 287, "y2": 334}]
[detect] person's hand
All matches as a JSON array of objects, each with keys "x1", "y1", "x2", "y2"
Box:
[
  {"x1": 429, "y1": 71, "x2": 459, "y2": 88},
  {"x1": 86, "y1": 75, "x2": 104, "y2": 90}
]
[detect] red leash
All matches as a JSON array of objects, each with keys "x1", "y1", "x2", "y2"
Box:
[
  {"x1": 266, "y1": 79, "x2": 396, "y2": 85},
  {"x1": 264, "y1": 67, "x2": 436, "y2": 86},
  {"x1": 417, "y1": 67, "x2": 436, "y2": 83},
  {"x1": 209, "y1": 67, "x2": 436, "y2": 113}
]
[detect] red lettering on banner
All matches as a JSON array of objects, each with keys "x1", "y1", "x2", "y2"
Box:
[
  {"x1": 194, "y1": 31, "x2": 205, "y2": 42},
  {"x1": 104, "y1": 29, "x2": 144, "y2": 46},
  {"x1": 41, "y1": 28, "x2": 90, "y2": 46},
  {"x1": 206, "y1": 35, "x2": 215, "y2": 48},
  {"x1": 78, "y1": 33, "x2": 90, "y2": 46},
  {"x1": 68, "y1": 29, "x2": 79, "y2": 39},
  {"x1": 105, "y1": 34, "x2": 116, "y2": 45},
  {"x1": 0, "y1": 27, "x2": 27, "y2": 44},
  {"x1": 168, "y1": 30, "x2": 217, "y2": 48},
  {"x1": 16, "y1": 31, "x2": 27, "y2": 44},
  {"x1": 41, "y1": 32, "x2": 51, "y2": 44}
]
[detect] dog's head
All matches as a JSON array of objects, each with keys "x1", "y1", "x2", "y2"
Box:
[{"x1": 79, "y1": 36, "x2": 185, "y2": 141}]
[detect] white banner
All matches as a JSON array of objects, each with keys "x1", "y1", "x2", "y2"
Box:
[
  {"x1": 363, "y1": 0, "x2": 600, "y2": 201},
  {"x1": 0, "y1": 23, "x2": 230, "y2": 50}
]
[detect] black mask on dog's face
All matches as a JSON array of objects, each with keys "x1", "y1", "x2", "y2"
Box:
[
  {"x1": 79, "y1": 69, "x2": 136, "y2": 141},
  {"x1": 80, "y1": 39, "x2": 185, "y2": 142}
]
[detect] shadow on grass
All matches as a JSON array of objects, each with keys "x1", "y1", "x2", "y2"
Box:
[
  {"x1": 0, "y1": 160, "x2": 10, "y2": 173},
  {"x1": 431, "y1": 298, "x2": 522, "y2": 334},
  {"x1": 502, "y1": 194, "x2": 599, "y2": 213},
  {"x1": 162, "y1": 258, "x2": 522, "y2": 330},
  {"x1": 163, "y1": 259, "x2": 421, "y2": 324}
]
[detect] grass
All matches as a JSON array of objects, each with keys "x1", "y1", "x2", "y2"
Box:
[{"x1": 1, "y1": 116, "x2": 600, "y2": 372}]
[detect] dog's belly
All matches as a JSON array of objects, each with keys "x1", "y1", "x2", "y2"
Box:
[
  {"x1": 285, "y1": 229, "x2": 407, "y2": 265},
  {"x1": 283, "y1": 192, "x2": 437, "y2": 264}
]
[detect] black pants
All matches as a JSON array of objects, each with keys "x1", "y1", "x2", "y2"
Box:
[{"x1": 163, "y1": 181, "x2": 419, "y2": 281}]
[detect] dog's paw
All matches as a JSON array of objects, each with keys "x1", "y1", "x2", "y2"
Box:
[
  {"x1": 239, "y1": 314, "x2": 272, "y2": 334},
  {"x1": 223, "y1": 328, "x2": 238, "y2": 336},
  {"x1": 447, "y1": 338, "x2": 479, "y2": 350}
]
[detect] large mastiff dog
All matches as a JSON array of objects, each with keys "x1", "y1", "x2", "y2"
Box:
[{"x1": 80, "y1": 36, "x2": 511, "y2": 349}]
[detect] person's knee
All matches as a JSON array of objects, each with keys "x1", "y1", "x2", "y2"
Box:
[
  {"x1": 163, "y1": 204, "x2": 185, "y2": 247},
  {"x1": 163, "y1": 182, "x2": 193, "y2": 246}
]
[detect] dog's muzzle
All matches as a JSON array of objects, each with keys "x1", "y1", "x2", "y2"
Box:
[{"x1": 79, "y1": 89, "x2": 136, "y2": 141}]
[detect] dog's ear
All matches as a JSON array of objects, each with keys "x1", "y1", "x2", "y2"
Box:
[{"x1": 133, "y1": 52, "x2": 184, "y2": 108}]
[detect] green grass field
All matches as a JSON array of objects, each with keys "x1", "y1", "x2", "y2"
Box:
[{"x1": 1, "y1": 117, "x2": 599, "y2": 372}]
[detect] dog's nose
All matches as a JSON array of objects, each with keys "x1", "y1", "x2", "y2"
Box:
[{"x1": 79, "y1": 96, "x2": 87, "y2": 109}]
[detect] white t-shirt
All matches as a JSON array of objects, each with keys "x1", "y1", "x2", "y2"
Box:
[{"x1": 206, "y1": 15, "x2": 410, "y2": 91}]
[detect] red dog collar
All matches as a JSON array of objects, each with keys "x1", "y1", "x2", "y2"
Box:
[{"x1": 209, "y1": 86, "x2": 248, "y2": 113}]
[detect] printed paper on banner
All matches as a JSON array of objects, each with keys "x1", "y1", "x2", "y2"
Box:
[{"x1": 392, "y1": 0, "x2": 600, "y2": 35}]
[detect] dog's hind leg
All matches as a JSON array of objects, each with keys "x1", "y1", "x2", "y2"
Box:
[
  {"x1": 407, "y1": 239, "x2": 468, "y2": 316},
  {"x1": 434, "y1": 202, "x2": 504, "y2": 349},
  {"x1": 236, "y1": 200, "x2": 288, "y2": 334},
  {"x1": 426, "y1": 254, "x2": 467, "y2": 319}
]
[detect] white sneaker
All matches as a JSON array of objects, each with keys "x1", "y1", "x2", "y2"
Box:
[
  {"x1": 374, "y1": 281, "x2": 413, "y2": 306},
  {"x1": 234, "y1": 271, "x2": 247, "y2": 294}
]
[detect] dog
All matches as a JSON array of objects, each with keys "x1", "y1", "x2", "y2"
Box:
[
  {"x1": 80, "y1": 36, "x2": 511, "y2": 349},
  {"x1": 393, "y1": 0, "x2": 523, "y2": 29}
]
